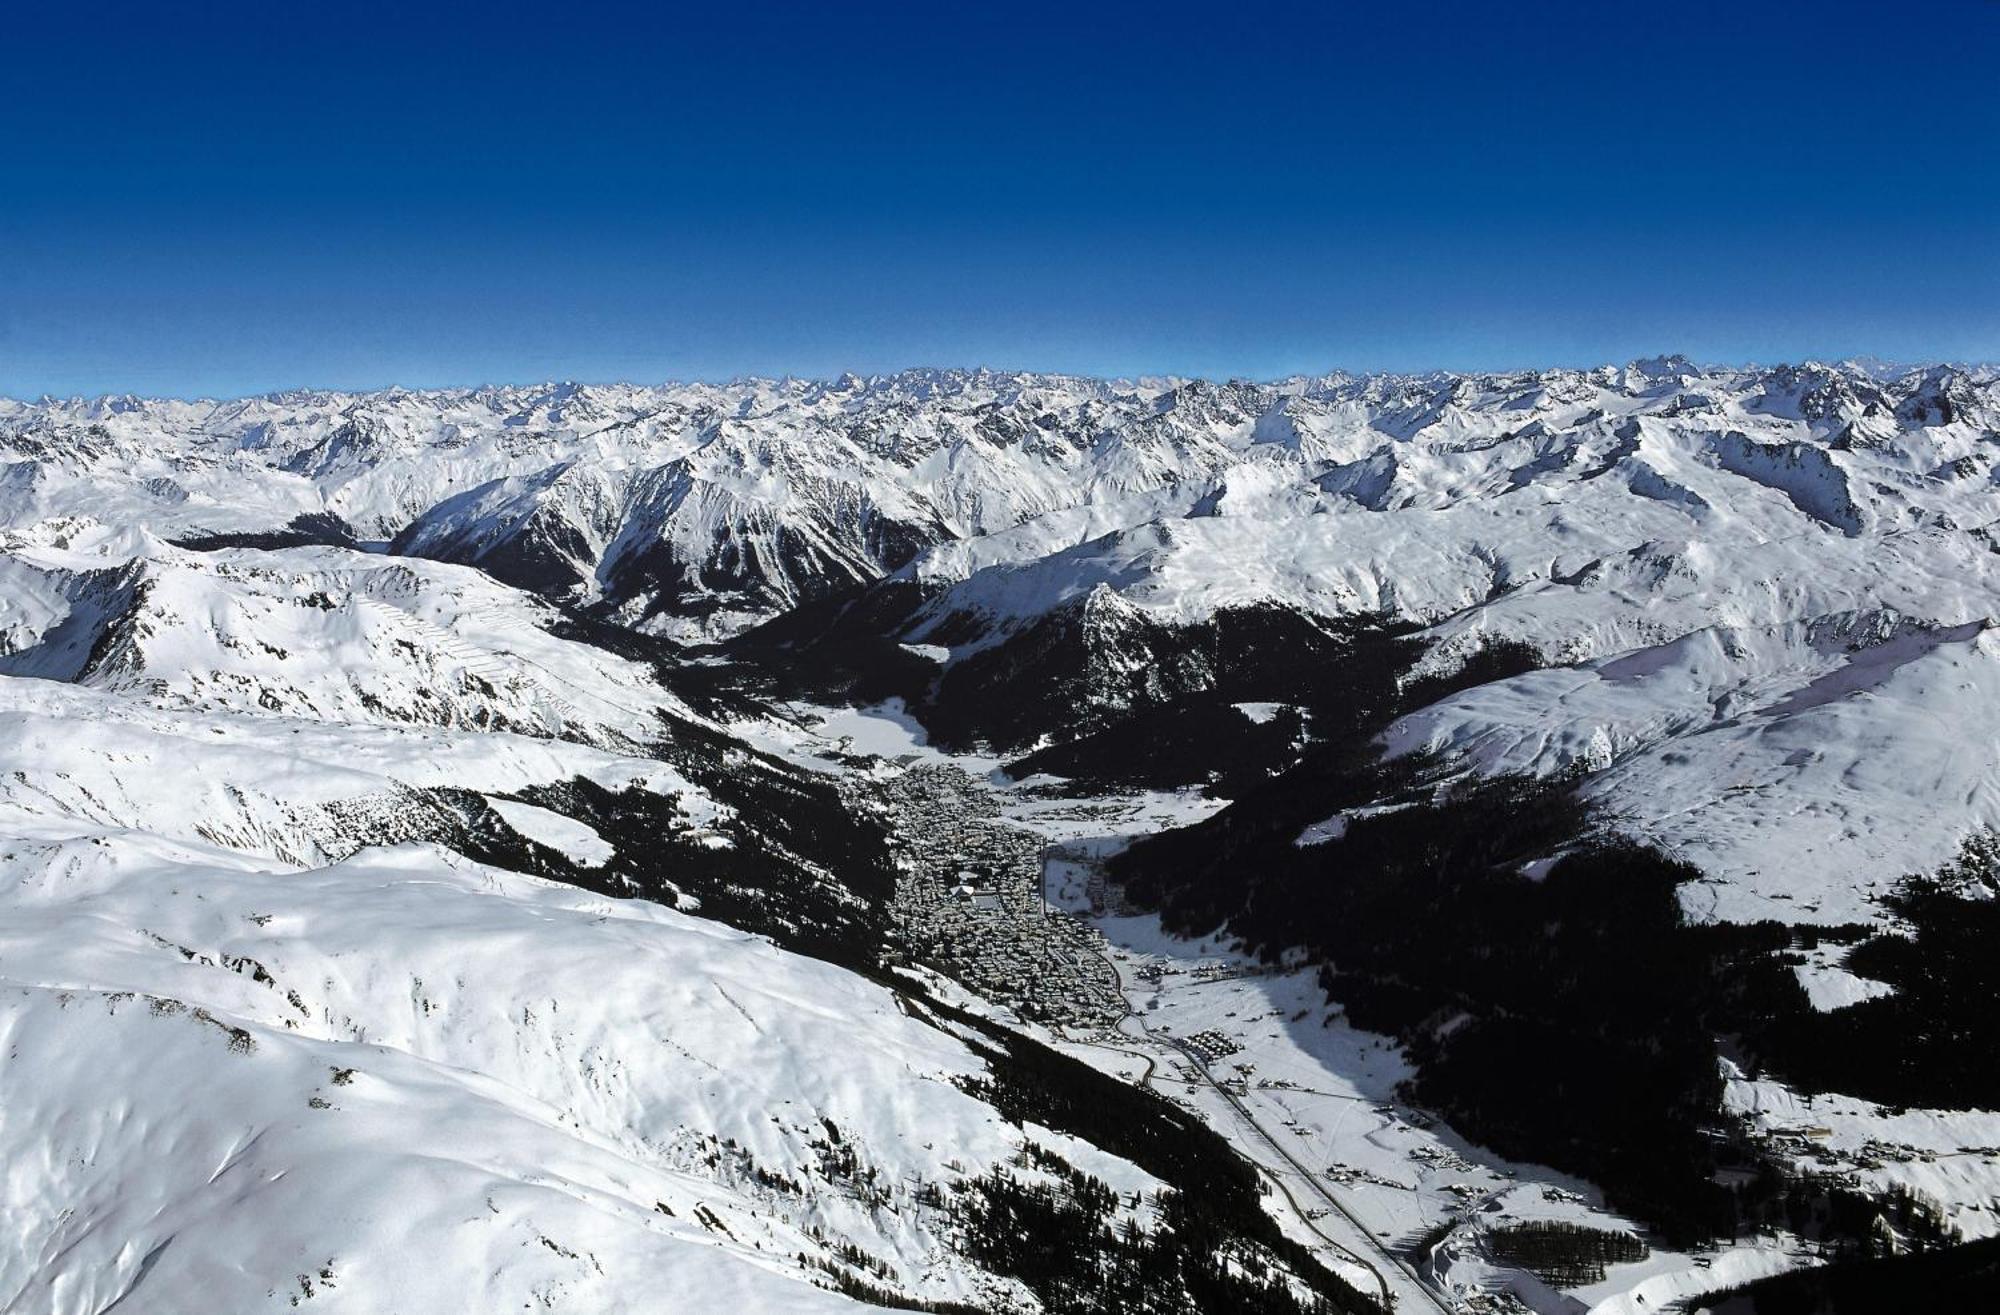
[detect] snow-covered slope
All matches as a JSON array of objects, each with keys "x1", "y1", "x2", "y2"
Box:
[
  {"x1": 0, "y1": 518, "x2": 684, "y2": 744},
  {"x1": 0, "y1": 842, "x2": 987, "y2": 1314},
  {"x1": 0, "y1": 516, "x2": 1346, "y2": 1312},
  {"x1": 1385, "y1": 610, "x2": 2000, "y2": 925},
  {"x1": 9, "y1": 359, "x2": 2000, "y2": 1311},
  {"x1": 3, "y1": 812, "x2": 1223, "y2": 1312}
]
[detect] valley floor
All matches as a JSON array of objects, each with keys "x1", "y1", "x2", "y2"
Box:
[{"x1": 764, "y1": 702, "x2": 1826, "y2": 1315}]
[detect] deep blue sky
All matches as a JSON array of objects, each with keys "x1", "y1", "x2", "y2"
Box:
[{"x1": 3, "y1": 0, "x2": 1994, "y2": 397}]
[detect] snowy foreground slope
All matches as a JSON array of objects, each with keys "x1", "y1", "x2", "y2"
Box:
[
  {"x1": 1, "y1": 845, "x2": 994, "y2": 1314},
  {"x1": 7, "y1": 359, "x2": 2000, "y2": 1311},
  {"x1": 0, "y1": 514, "x2": 1359, "y2": 1313}
]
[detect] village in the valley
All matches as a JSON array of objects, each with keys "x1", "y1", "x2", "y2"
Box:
[{"x1": 876, "y1": 764, "x2": 1127, "y2": 1029}]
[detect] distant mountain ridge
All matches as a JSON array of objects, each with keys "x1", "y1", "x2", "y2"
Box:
[{"x1": 6, "y1": 360, "x2": 1994, "y2": 645}]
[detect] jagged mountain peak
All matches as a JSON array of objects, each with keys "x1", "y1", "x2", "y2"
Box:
[{"x1": 3, "y1": 361, "x2": 1995, "y2": 648}]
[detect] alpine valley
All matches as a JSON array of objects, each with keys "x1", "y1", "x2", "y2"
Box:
[{"x1": 6, "y1": 358, "x2": 2000, "y2": 1314}]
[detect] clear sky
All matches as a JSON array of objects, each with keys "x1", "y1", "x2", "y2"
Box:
[{"x1": 3, "y1": 0, "x2": 1994, "y2": 397}]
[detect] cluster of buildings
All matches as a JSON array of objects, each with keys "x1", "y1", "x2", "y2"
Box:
[
  {"x1": 1179, "y1": 1028, "x2": 1245, "y2": 1065},
  {"x1": 1411, "y1": 1142, "x2": 1480, "y2": 1177},
  {"x1": 1323, "y1": 1162, "x2": 1408, "y2": 1191},
  {"x1": 877, "y1": 766, "x2": 1125, "y2": 1030}
]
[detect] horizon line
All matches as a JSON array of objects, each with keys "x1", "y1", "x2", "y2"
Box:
[{"x1": 4, "y1": 354, "x2": 1992, "y2": 407}]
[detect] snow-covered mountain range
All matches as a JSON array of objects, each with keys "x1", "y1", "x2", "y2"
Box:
[
  {"x1": 6, "y1": 358, "x2": 2000, "y2": 1312},
  {"x1": 17, "y1": 361, "x2": 1987, "y2": 644}
]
